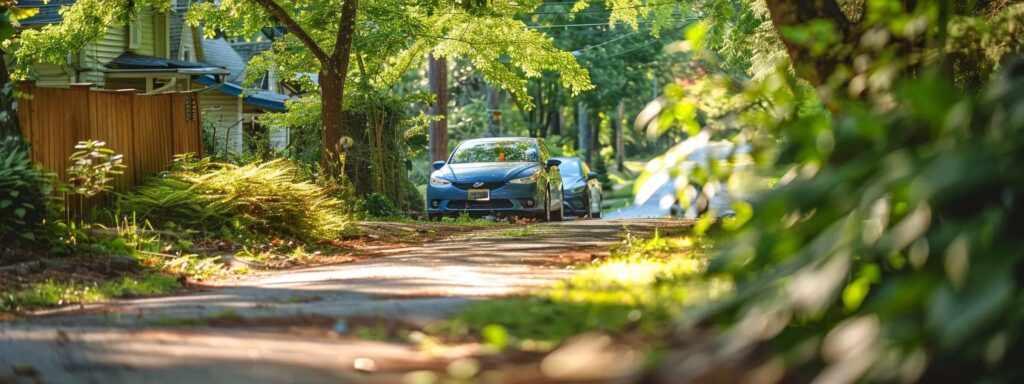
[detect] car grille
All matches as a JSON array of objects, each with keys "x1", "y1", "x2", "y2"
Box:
[
  {"x1": 447, "y1": 199, "x2": 515, "y2": 209},
  {"x1": 452, "y1": 181, "x2": 506, "y2": 190}
]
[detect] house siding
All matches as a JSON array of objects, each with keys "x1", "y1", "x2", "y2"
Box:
[
  {"x1": 79, "y1": 26, "x2": 128, "y2": 86},
  {"x1": 177, "y1": 23, "x2": 196, "y2": 61},
  {"x1": 198, "y1": 90, "x2": 244, "y2": 154},
  {"x1": 134, "y1": 12, "x2": 157, "y2": 57},
  {"x1": 30, "y1": 63, "x2": 72, "y2": 88}
]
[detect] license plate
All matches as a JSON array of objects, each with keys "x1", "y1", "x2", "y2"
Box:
[{"x1": 467, "y1": 189, "x2": 490, "y2": 201}]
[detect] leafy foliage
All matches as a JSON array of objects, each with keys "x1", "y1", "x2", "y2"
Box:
[
  {"x1": 185, "y1": 0, "x2": 593, "y2": 106},
  {"x1": 118, "y1": 156, "x2": 354, "y2": 242},
  {"x1": 361, "y1": 192, "x2": 396, "y2": 217},
  {"x1": 13, "y1": 0, "x2": 172, "y2": 79},
  {"x1": 0, "y1": 136, "x2": 52, "y2": 246},
  {"x1": 617, "y1": 0, "x2": 1024, "y2": 381},
  {"x1": 698, "y1": 61, "x2": 1024, "y2": 383},
  {"x1": 66, "y1": 140, "x2": 126, "y2": 197}
]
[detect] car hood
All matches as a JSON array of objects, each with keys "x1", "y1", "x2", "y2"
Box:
[
  {"x1": 563, "y1": 177, "x2": 586, "y2": 192},
  {"x1": 437, "y1": 162, "x2": 541, "y2": 182}
]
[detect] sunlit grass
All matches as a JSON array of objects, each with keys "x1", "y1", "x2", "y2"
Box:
[
  {"x1": 1, "y1": 274, "x2": 182, "y2": 311},
  {"x1": 434, "y1": 231, "x2": 732, "y2": 348}
]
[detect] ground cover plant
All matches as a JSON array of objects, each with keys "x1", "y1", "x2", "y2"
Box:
[
  {"x1": 0, "y1": 136, "x2": 52, "y2": 247},
  {"x1": 118, "y1": 155, "x2": 355, "y2": 243},
  {"x1": 1, "y1": 274, "x2": 181, "y2": 311}
]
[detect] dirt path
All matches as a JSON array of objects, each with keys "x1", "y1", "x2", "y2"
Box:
[{"x1": 0, "y1": 219, "x2": 688, "y2": 384}]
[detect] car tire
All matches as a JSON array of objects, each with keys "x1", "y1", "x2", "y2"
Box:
[
  {"x1": 427, "y1": 213, "x2": 442, "y2": 222},
  {"x1": 541, "y1": 187, "x2": 552, "y2": 222},
  {"x1": 552, "y1": 189, "x2": 564, "y2": 221}
]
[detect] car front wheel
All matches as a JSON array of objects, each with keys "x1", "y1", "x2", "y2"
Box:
[
  {"x1": 552, "y1": 189, "x2": 564, "y2": 221},
  {"x1": 540, "y1": 187, "x2": 552, "y2": 222}
]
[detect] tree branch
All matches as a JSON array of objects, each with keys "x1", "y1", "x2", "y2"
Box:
[
  {"x1": 250, "y1": 0, "x2": 329, "y2": 64},
  {"x1": 331, "y1": 0, "x2": 360, "y2": 64}
]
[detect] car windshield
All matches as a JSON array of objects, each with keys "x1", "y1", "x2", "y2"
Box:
[
  {"x1": 450, "y1": 141, "x2": 539, "y2": 164},
  {"x1": 560, "y1": 160, "x2": 582, "y2": 177}
]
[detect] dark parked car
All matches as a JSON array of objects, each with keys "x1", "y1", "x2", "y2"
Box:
[
  {"x1": 426, "y1": 138, "x2": 564, "y2": 221},
  {"x1": 554, "y1": 157, "x2": 603, "y2": 218}
]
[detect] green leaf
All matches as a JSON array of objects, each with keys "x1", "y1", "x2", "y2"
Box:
[{"x1": 13, "y1": 207, "x2": 26, "y2": 218}]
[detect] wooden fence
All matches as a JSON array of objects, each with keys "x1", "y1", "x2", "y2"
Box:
[{"x1": 16, "y1": 82, "x2": 203, "y2": 191}]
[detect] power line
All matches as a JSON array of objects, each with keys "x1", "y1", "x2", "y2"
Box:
[
  {"x1": 525, "y1": 1, "x2": 682, "y2": 15},
  {"x1": 525, "y1": 17, "x2": 693, "y2": 29},
  {"x1": 568, "y1": 17, "x2": 697, "y2": 54}
]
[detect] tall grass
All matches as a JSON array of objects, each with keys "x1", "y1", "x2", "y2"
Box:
[{"x1": 119, "y1": 157, "x2": 353, "y2": 242}]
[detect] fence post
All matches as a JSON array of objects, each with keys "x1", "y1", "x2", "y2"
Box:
[
  {"x1": 69, "y1": 84, "x2": 92, "y2": 146},
  {"x1": 16, "y1": 80, "x2": 35, "y2": 154}
]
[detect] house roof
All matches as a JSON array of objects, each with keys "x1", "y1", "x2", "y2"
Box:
[
  {"x1": 169, "y1": 13, "x2": 185, "y2": 59},
  {"x1": 19, "y1": 0, "x2": 78, "y2": 25},
  {"x1": 230, "y1": 40, "x2": 273, "y2": 64},
  {"x1": 195, "y1": 75, "x2": 288, "y2": 112},
  {"x1": 201, "y1": 38, "x2": 248, "y2": 83},
  {"x1": 106, "y1": 53, "x2": 211, "y2": 70}
]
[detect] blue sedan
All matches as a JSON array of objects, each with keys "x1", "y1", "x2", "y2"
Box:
[
  {"x1": 427, "y1": 138, "x2": 564, "y2": 221},
  {"x1": 555, "y1": 157, "x2": 603, "y2": 218}
]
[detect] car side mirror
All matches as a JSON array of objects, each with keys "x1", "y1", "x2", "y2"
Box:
[
  {"x1": 546, "y1": 159, "x2": 561, "y2": 168},
  {"x1": 432, "y1": 161, "x2": 446, "y2": 170},
  {"x1": 587, "y1": 172, "x2": 599, "y2": 180}
]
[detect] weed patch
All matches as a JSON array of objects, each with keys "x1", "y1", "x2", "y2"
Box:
[{"x1": 1, "y1": 274, "x2": 182, "y2": 311}]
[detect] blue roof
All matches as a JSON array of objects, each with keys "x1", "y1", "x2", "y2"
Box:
[
  {"x1": 196, "y1": 75, "x2": 287, "y2": 112},
  {"x1": 19, "y1": 0, "x2": 77, "y2": 25}
]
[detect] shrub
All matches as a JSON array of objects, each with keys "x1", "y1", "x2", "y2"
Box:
[
  {"x1": 118, "y1": 156, "x2": 353, "y2": 242},
  {"x1": 396, "y1": 178, "x2": 425, "y2": 215},
  {"x1": 66, "y1": 140, "x2": 125, "y2": 197},
  {"x1": 0, "y1": 136, "x2": 52, "y2": 246},
  {"x1": 361, "y1": 192, "x2": 395, "y2": 218}
]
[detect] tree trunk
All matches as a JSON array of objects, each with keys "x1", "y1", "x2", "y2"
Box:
[
  {"x1": 486, "y1": 83, "x2": 500, "y2": 137},
  {"x1": 589, "y1": 112, "x2": 599, "y2": 164},
  {"x1": 319, "y1": 68, "x2": 349, "y2": 178},
  {"x1": 577, "y1": 102, "x2": 590, "y2": 163},
  {"x1": 552, "y1": 106, "x2": 564, "y2": 136},
  {"x1": 428, "y1": 54, "x2": 448, "y2": 162},
  {"x1": 615, "y1": 101, "x2": 624, "y2": 172},
  {"x1": 0, "y1": 48, "x2": 21, "y2": 139}
]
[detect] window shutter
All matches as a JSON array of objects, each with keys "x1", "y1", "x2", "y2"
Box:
[{"x1": 128, "y1": 15, "x2": 142, "y2": 50}]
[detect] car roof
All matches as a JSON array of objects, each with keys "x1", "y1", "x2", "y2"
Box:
[
  {"x1": 553, "y1": 156, "x2": 581, "y2": 164},
  {"x1": 460, "y1": 137, "x2": 537, "y2": 144}
]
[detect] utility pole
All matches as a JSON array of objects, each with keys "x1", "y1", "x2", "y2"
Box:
[
  {"x1": 615, "y1": 100, "x2": 625, "y2": 172},
  {"x1": 428, "y1": 54, "x2": 448, "y2": 163},
  {"x1": 486, "y1": 83, "x2": 501, "y2": 137}
]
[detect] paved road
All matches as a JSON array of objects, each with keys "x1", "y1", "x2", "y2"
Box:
[{"x1": 0, "y1": 219, "x2": 688, "y2": 384}]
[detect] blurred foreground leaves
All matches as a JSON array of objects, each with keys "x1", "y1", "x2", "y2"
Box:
[{"x1": 695, "y1": 61, "x2": 1024, "y2": 383}]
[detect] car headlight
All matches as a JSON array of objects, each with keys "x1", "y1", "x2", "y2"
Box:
[
  {"x1": 509, "y1": 172, "x2": 540, "y2": 184},
  {"x1": 430, "y1": 175, "x2": 451, "y2": 187}
]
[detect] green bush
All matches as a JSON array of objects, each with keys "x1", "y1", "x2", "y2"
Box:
[
  {"x1": 0, "y1": 136, "x2": 52, "y2": 246},
  {"x1": 361, "y1": 192, "x2": 395, "y2": 218},
  {"x1": 118, "y1": 156, "x2": 353, "y2": 242},
  {"x1": 396, "y1": 179, "x2": 425, "y2": 215}
]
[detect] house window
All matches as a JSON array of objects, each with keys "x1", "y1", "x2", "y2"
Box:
[
  {"x1": 180, "y1": 47, "x2": 192, "y2": 62},
  {"x1": 128, "y1": 15, "x2": 142, "y2": 50}
]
